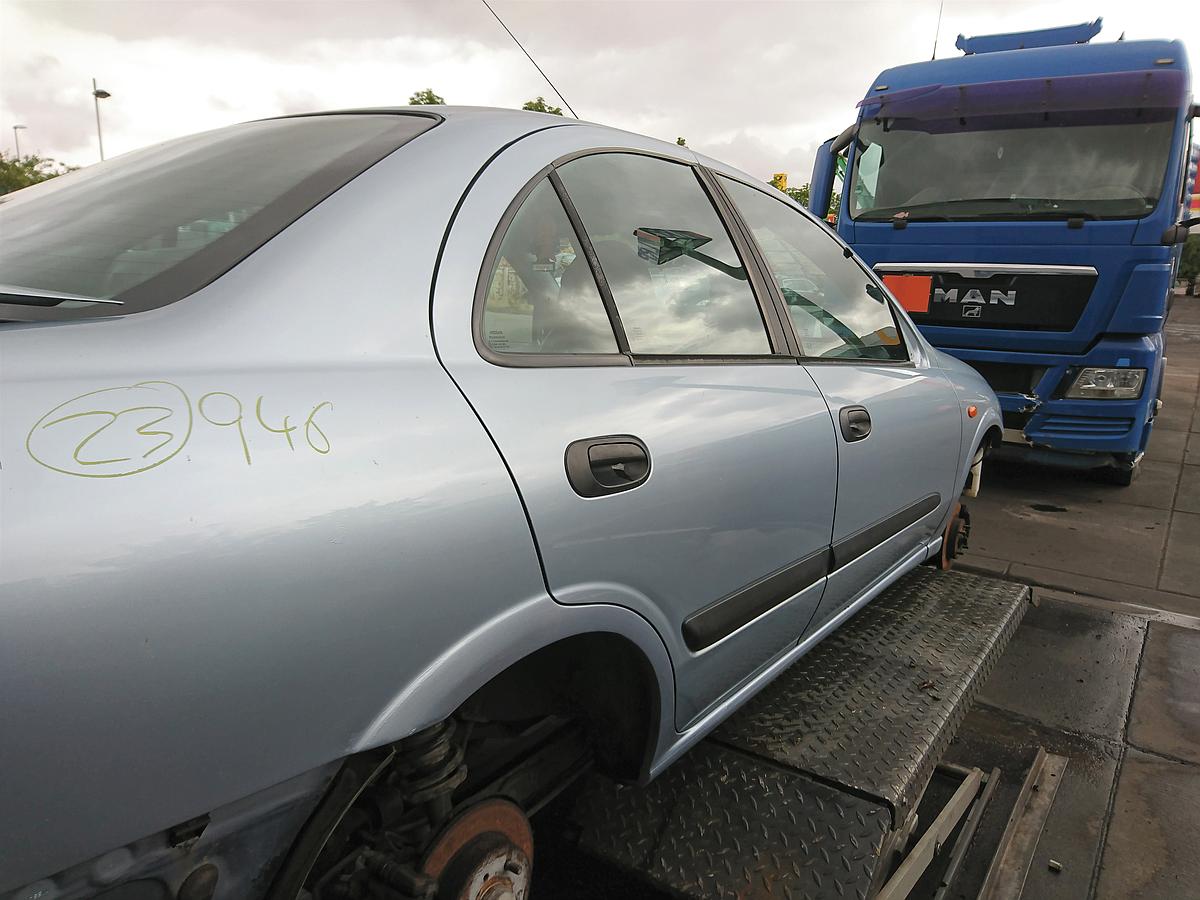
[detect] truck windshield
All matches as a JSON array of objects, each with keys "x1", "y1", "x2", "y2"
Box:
[
  {"x1": 849, "y1": 113, "x2": 1176, "y2": 222},
  {"x1": 0, "y1": 113, "x2": 437, "y2": 322}
]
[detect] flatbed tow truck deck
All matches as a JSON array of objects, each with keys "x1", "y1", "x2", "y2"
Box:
[{"x1": 552, "y1": 568, "x2": 1033, "y2": 899}]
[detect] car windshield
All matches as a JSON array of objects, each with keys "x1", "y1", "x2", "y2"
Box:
[
  {"x1": 849, "y1": 111, "x2": 1176, "y2": 222},
  {"x1": 0, "y1": 113, "x2": 437, "y2": 321}
]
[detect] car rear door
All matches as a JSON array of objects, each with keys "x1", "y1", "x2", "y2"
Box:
[
  {"x1": 717, "y1": 175, "x2": 963, "y2": 634},
  {"x1": 433, "y1": 131, "x2": 838, "y2": 728}
]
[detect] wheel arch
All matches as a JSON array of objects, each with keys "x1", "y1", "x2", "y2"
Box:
[
  {"x1": 983, "y1": 422, "x2": 1003, "y2": 450},
  {"x1": 350, "y1": 592, "x2": 676, "y2": 781}
]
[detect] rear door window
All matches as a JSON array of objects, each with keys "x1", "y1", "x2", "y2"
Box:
[
  {"x1": 0, "y1": 113, "x2": 437, "y2": 321},
  {"x1": 557, "y1": 153, "x2": 771, "y2": 356},
  {"x1": 480, "y1": 178, "x2": 618, "y2": 355},
  {"x1": 719, "y1": 176, "x2": 907, "y2": 361}
]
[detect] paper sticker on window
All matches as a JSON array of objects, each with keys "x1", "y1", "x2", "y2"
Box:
[{"x1": 881, "y1": 274, "x2": 933, "y2": 313}]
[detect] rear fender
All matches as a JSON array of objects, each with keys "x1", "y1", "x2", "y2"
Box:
[{"x1": 352, "y1": 590, "x2": 676, "y2": 777}]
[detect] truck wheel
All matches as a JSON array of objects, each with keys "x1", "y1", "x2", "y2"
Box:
[{"x1": 1094, "y1": 460, "x2": 1139, "y2": 486}]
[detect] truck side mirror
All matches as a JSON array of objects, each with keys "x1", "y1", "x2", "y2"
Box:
[
  {"x1": 809, "y1": 138, "x2": 837, "y2": 218},
  {"x1": 1163, "y1": 217, "x2": 1200, "y2": 245}
]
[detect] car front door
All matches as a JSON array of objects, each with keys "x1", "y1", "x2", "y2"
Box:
[
  {"x1": 434, "y1": 135, "x2": 838, "y2": 728},
  {"x1": 718, "y1": 175, "x2": 963, "y2": 634}
]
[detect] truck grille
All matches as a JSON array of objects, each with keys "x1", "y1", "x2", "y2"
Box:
[
  {"x1": 1040, "y1": 415, "x2": 1134, "y2": 436},
  {"x1": 882, "y1": 267, "x2": 1096, "y2": 331}
]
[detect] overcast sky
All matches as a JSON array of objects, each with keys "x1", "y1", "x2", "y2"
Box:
[{"x1": 2, "y1": 0, "x2": 1196, "y2": 184}]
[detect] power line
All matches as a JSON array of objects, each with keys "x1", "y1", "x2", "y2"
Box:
[
  {"x1": 479, "y1": 0, "x2": 579, "y2": 118},
  {"x1": 931, "y1": 0, "x2": 944, "y2": 60}
]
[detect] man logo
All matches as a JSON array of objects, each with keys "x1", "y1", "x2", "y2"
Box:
[
  {"x1": 934, "y1": 288, "x2": 1017, "y2": 306},
  {"x1": 962, "y1": 305, "x2": 983, "y2": 318}
]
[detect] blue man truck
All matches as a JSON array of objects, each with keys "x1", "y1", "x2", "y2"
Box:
[{"x1": 809, "y1": 19, "x2": 1199, "y2": 484}]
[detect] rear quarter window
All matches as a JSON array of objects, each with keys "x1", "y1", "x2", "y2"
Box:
[{"x1": 0, "y1": 113, "x2": 437, "y2": 322}]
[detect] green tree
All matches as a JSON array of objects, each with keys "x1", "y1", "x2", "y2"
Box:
[
  {"x1": 408, "y1": 88, "x2": 445, "y2": 105},
  {"x1": 769, "y1": 176, "x2": 842, "y2": 218},
  {"x1": 522, "y1": 96, "x2": 563, "y2": 115},
  {"x1": 676, "y1": 137, "x2": 687, "y2": 146},
  {"x1": 769, "y1": 174, "x2": 808, "y2": 207},
  {"x1": 0, "y1": 152, "x2": 73, "y2": 195},
  {"x1": 1180, "y1": 234, "x2": 1200, "y2": 295}
]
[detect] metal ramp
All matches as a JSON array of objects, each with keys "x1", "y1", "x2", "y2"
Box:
[{"x1": 569, "y1": 568, "x2": 1030, "y2": 899}]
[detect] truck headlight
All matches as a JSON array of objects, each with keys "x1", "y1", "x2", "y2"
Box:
[{"x1": 1064, "y1": 367, "x2": 1146, "y2": 400}]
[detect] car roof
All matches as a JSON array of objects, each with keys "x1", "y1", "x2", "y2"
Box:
[
  {"x1": 276, "y1": 105, "x2": 753, "y2": 180},
  {"x1": 279, "y1": 105, "x2": 581, "y2": 140}
]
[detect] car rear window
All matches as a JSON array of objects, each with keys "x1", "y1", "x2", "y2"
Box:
[{"x1": 0, "y1": 113, "x2": 438, "y2": 321}]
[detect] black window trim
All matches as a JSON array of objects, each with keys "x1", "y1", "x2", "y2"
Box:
[
  {"x1": 696, "y1": 166, "x2": 802, "y2": 358},
  {"x1": 548, "y1": 170, "x2": 632, "y2": 354},
  {"x1": 471, "y1": 162, "x2": 631, "y2": 368},
  {"x1": 472, "y1": 146, "x2": 793, "y2": 368},
  {"x1": 708, "y1": 169, "x2": 915, "y2": 368},
  {"x1": 1, "y1": 110, "x2": 444, "y2": 323}
]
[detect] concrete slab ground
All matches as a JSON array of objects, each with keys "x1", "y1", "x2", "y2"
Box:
[
  {"x1": 978, "y1": 599, "x2": 1145, "y2": 738},
  {"x1": 1095, "y1": 750, "x2": 1200, "y2": 900},
  {"x1": 1127, "y1": 623, "x2": 1200, "y2": 766}
]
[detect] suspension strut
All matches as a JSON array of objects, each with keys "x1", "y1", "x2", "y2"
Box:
[{"x1": 395, "y1": 719, "x2": 469, "y2": 838}]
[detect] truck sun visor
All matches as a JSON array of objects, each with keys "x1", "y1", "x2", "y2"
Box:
[{"x1": 858, "y1": 69, "x2": 1186, "y2": 120}]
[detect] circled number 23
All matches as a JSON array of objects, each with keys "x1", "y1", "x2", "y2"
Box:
[{"x1": 26, "y1": 381, "x2": 332, "y2": 478}]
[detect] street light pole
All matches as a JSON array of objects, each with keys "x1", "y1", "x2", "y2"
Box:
[
  {"x1": 12, "y1": 124, "x2": 26, "y2": 158},
  {"x1": 91, "y1": 78, "x2": 111, "y2": 161}
]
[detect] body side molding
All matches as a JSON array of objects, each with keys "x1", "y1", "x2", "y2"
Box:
[{"x1": 681, "y1": 548, "x2": 832, "y2": 651}]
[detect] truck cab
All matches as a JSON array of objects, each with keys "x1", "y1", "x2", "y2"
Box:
[{"x1": 810, "y1": 20, "x2": 1197, "y2": 483}]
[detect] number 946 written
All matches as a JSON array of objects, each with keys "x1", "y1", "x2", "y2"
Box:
[{"x1": 26, "y1": 380, "x2": 333, "y2": 478}]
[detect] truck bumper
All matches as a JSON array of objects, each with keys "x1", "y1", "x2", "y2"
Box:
[{"x1": 942, "y1": 334, "x2": 1163, "y2": 468}]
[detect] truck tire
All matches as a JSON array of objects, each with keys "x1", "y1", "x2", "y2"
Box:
[{"x1": 1094, "y1": 460, "x2": 1140, "y2": 486}]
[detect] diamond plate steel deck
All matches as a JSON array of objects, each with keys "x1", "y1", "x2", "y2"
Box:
[
  {"x1": 571, "y1": 568, "x2": 1029, "y2": 899},
  {"x1": 575, "y1": 743, "x2": 890, "y2": 900},
  {"x1": 713, "y1": 568, "x2": 1028, "y2": 829}
]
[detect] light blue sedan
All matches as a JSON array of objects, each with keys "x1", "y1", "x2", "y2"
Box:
[{"x1": 0, "y1": 107, "x2": 999, "y2": 900}]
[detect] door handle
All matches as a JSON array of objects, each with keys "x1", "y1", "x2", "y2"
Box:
[
  {"x1": 839, "y1": 406, "x2": 872, "y2": 442},
  {"x1": 565, "y1": 435, "x2": 651, "y2": 497}
]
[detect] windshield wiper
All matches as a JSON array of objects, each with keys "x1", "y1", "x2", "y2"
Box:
[
  {"x1": 859, "y1": 197, "x2": 1058, "y2": 222},
  {"x1": 0, "y1": 284, "x2": 123, "y2": 308},
  {"x1": 981, "y1": 210, "x2": 1101, "y2": 221}
]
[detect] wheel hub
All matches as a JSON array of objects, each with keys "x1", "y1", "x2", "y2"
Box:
[
  {"x1": 939, "y1": 502, "x2": 971, "y2": 570},
  {"x1": 420, "y1": 799, "x2": 533, "y2": 900}
]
